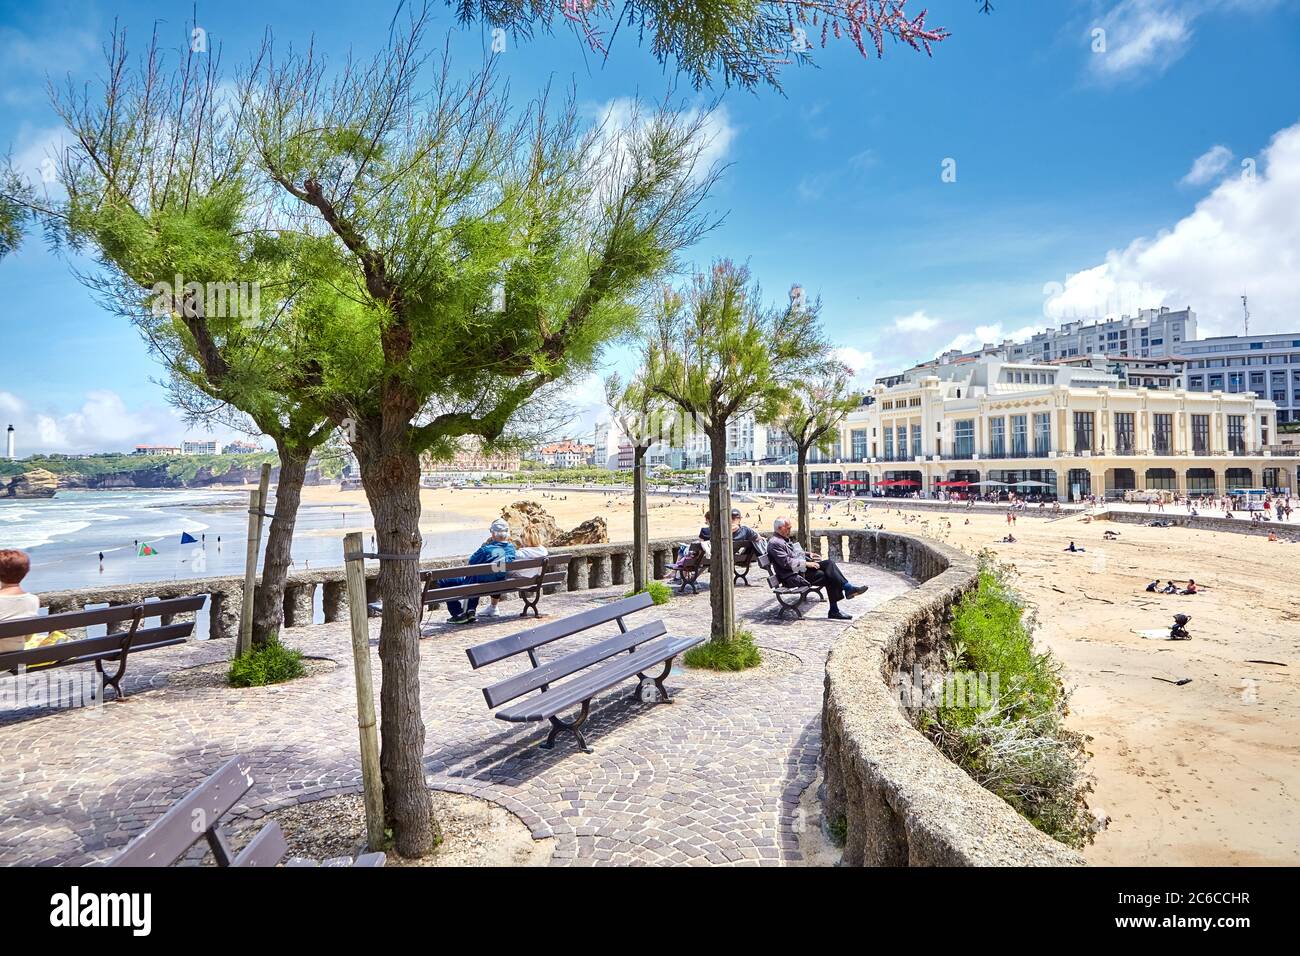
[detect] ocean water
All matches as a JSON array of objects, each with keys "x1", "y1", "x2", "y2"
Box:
[{"x1": 0, "y1": 488, "x2": 487, "y2": 595}]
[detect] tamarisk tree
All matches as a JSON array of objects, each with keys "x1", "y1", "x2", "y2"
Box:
[
  {"x1": 777, "y1": 359, "x2": 860, "y2": 549},
  {"x1": 647, "y1": 260, "x2": 827, "y2": 644},
  {"x1": 246, "y1": 10, "x2": 717, "y2": 855},
  {"x1": 604, "y1": 360, "x2": 670, "y2": 592},
  {"x1": 454, "y1": 0, "x2": 959, "y2": 90},
  {"x1": 37, "y1": 24, "x2": 335, "y2": 649}
]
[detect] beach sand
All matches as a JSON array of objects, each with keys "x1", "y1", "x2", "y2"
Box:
[{"x1": 298, "y1": 483, "x2": 1299, "y2": 866}]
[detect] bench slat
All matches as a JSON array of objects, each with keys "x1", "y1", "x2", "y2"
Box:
[
  {"x1": 494, "y1": 634, "x2": 703, "y2": 722},
  {"x1": 482, "y1": 619, "x2": 668, "y2": 709},
  {"x1": 109, "y1": 758, "x2": 254, "y2": 867},
  {"x1": 0, "y1": 594, "x2": 206, "y2": 641},
  {"x1": 422, "y1": 571, "x2": 565, "y2": 605},
  {"x1": 231, "y1": 820, "x2": 288, "y2": 867},
  {"x1": 466, "y1": 591, "x2": 654, "y2": 669},
  {"x1": 421, "y1": 562, "x2": 501, "y2": 582},
  {"x1": 0, "y1": 622, "x2": 194, "y2": 671}
]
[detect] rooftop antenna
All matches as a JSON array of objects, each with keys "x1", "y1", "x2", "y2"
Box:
[{"x1": 1241, "y1": 294, "x2": 1250, "y2": 336}]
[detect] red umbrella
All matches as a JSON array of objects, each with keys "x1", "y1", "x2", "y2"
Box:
[
  {"x1": 936, "y1": 479, "x2": 971, "y2": 488},
  {"x1": 892, "y1": 479, "x2": 920, "y2": 487},
  {"x1": 875, "y1": 479, "x2": 897, "y2": 486}
]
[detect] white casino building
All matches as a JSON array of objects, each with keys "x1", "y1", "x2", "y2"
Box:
[{"x1": 729, "y1": 353, "x2": 1295, "y2": 501}]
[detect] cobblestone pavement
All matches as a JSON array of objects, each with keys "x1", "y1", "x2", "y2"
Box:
[{"x1": 0, "y1": 562, "x2": 912, "y2": 866}]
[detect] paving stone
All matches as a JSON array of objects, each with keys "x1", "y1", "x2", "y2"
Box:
[{"x1": 0, "y1": 563, "x2": 911, "y2": 866}]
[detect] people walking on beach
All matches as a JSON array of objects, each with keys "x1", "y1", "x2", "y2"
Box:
[{"x1": 766, "y1": 517, "x2": 866, "y2": 620}]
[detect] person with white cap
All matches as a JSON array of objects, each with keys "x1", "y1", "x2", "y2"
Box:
[{"x1": 446, "y1": 518, "x2": 517, "y2": 624}]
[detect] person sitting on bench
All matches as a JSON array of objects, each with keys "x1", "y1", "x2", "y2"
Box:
[
  {"x1": 766, "y1": 517, "x2": 866, "y2": 621},
  {"x1": 0, "y1": 550, "x2": 40, "y2": 652},
  {"x1": 447, "y1": 519, "x2": 517, "y2": 625},
  {"x1": 730, "y1": 508, "x2": 764, "y2": 555},
  {"x1": 480, "y1": 525, "x2": 548, "y2": 619}
]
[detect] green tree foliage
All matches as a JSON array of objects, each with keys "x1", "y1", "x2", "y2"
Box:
[
  {"x1": 30, "y1": 24, "x2": 338, "y2": 649},
  {"x1": 647, "y1": 259, "x2": 826, "y2": 643},
  {"x1": 240, "y1": 7, "x2": 718, "y2": 856},
  {"x1": 777, "y1": 351, "x2": 860, "y2": 548}
]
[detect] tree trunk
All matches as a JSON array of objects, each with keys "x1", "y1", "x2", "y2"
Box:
[
  {"x1": 251, "y1": 445, "x2": 308, "y2": 648},
  {"x1": 707, "y1": 428, "x2": 735, "y2": 644},
  {"x1": 358, "y1": 442, "x2": 438, "y2": 858},
  {"x1": 632, "y1": 445, "x2": 649, "y2": 592},
  {"x1": 796, "y1": 445, "x2": 811, "y2": 551}
]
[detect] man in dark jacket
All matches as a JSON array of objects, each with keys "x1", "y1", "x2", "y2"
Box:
[
  {"x1": 730, "y1": 508, "x2": 764, "y2": 556},
  {"x1": 766, "y1": 517, "x2": 866, "y2": 620}
]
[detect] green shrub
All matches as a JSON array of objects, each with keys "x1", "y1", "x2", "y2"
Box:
[
  {"x1": 921, "y1": 554, "x2": 1096, "y2": 848},
  {"x1": 227, "y1": 637, "x2": 306, "y2": 687},
  {"x1": 624, "y1": 580, "x2": 672, "y2": 605},
  {"x1": 683, "y1": 629, "x2": 762, "y2": 671}
]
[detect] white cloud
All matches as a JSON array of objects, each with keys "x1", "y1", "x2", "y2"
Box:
[
  {"x1": 893, "y1": 310, "x2": 940, "y2": 333},
  {"x1": 0, "y1": 390, "x2": 193, "y2": 456},
  {"x1": 833, "y1": 346, "x2": 884, "y2": 387},
  {"x1": 1180, "y1": 144, "x2": 1233, "y2": 186},
  {"x1": 1088, "y1": 0, "x2": 1191, "y2": 81},
  {"x1": 1085, "y1": 0, "x2": 1279, "y2": 84},
  {"x1": 1044, "y1": 118, "x2": 1300, "y2": 337},
  {"x1": 593, "y1": 98, "x2": 735, "y2": 187}
]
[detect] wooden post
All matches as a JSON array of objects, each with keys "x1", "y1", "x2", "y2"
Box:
[
  {"x1": 343, "y1": 532, "x2": 385, "y2": 853},
  {"x1": 632, "y1": 449, "x2": 649, "y2": 591},
  {"x1": 237, "y1": 463, "x2": 272, "y2": 657}
]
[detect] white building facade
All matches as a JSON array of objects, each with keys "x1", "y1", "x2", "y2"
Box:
[{"x1": 729, "y1": 354, "x2": 1293, "y2": 501}]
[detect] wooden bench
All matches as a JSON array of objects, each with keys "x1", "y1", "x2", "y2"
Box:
[
  {"x1": 465, "y1": 592, "x2": 703, "y2": 753},
  {"x1": 665, "y1": 543, "x2": 706, "y2": 594},
  {"x1": 733, "y1": 540, "x2": 762, "y2": 586},
  {"x1": 757, "y1": 553, "x2": 825, "y2": 620},
  {"x1": 420, "y1": 555, "x2": 571, "y2": 622},
  {"x1": 0, "y1": 595, "x2": 206, "y2": 700},
  {"x1": 109, "y1": 756, "x2": 385, "y2": 867}
]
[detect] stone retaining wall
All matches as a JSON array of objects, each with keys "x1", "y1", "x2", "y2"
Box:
[
  {"x1": 819, "y1": 530, "x2": 1085, "y2": 866},
  {"x1": 37, "y1": 537, "x2": 699, "y2": 640}
]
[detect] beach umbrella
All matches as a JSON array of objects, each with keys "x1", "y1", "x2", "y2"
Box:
[
  {"x1": 892, "y1": 479, "x2": 920, "y2": 487},
  {"x1": 1011, "y1": 479, "x2": 1053, "y2": 488},
  {"x1": 970, "y1": 479, "x2": 1007, "y2": 487}
]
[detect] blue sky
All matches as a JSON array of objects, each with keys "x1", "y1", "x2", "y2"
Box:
[{"x1": 2, "y1": 0, "x2": 1299, "y2": 453}]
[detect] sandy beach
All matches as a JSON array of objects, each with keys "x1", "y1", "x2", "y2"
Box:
[{"x1": 300, "y1": 482, "x2": 1300, "y2": 866}]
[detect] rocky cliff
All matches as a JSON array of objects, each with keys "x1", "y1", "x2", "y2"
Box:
[
  {"x1": 499, "y1": 500, "x2": 609, "y2": 546},
  {"x1": 2, "y1": 468, "x2": 59, "y2": 499}
]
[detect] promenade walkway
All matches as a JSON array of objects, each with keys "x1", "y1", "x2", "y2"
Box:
[{"x1": 0, "y1": 560, "x2": 912, "y2": 866}]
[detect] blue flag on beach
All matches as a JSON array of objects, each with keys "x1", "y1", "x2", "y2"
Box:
[{"x1": 179, "y1": 532, "x2": 199, "y2": 545}]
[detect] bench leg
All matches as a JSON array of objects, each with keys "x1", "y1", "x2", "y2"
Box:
[
  {"x1": 631, "y1": 658, "x2": 676, "y2": 704},
  {"x1": 520, "y1": 590, "x2": 541, "y2": 618},
  {"x1": 95, "y1": 654, "x2": 129, "y2": 700},
  {"x1": 540, "y1": 699, "x2": 593, "y2": 754}
]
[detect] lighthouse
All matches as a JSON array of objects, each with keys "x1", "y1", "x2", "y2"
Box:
[{"x1": 5, "y1": 425, "x2": 13, "y2": 460}]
